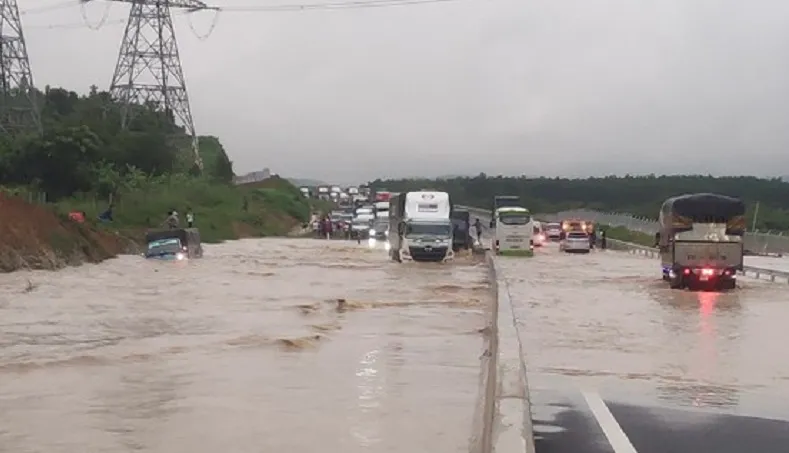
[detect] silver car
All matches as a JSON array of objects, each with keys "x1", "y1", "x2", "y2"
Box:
[{"x1": 560, "y1": 231, "x2": 591, "y2": 253}]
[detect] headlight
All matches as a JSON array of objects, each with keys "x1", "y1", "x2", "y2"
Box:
[
  {"x1": 175, "y1": 252, "x2": 185, "y2": 260},
  {"x1": 384, "y1": 230, "x2": 389, "y2": 237},
  {"x1": 369, "y1": 228, "x2": 375, "y2": 234}
]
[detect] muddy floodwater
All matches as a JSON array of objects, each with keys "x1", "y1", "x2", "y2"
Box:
[
  {"x1": 499, "y1": 243, "x2": 789, "y2": 418},
  {"x1": 0, "y1": 239, "x2": 490, "y2": 453}
]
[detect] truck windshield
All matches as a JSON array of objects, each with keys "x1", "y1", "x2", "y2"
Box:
[
  {"x1": 499, "y1": 214, "x2": 531, "y2": 225},
  {"x1": 405, "y1": 223, "x2": 451, "y2": 237},
  {"x1": 146, "y1": 239, "x2": 182, "y2": 255}
]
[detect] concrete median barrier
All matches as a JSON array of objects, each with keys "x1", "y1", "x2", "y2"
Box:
[{"x1": 481, "y1": 252, "x2": 536, "y2": 453}]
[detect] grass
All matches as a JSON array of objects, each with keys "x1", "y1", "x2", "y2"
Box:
[
  {"x1": 54, "y1": 176, "x2": 315, "y2": 244},
  {"x1": 497, "y1": 249, "x2": 535, "y2": 257},
  {"x1": 601, "y1": 225, "x2": 656, "y2": 247}
]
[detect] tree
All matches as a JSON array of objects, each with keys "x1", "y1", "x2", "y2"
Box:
[
  {"x1": 367, "y1": 175, "x2": 789, "y2": 231},
  {"x1": 0, "y1": 85, "x2": 236, "y2": 200}
]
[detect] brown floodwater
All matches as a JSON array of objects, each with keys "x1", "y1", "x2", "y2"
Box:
[
  {"x1": 0, "y1": 238, "x2": 490, "y2": 453},
  {"x1": 498, "y1": 243, "x2": 789, "y2": 417}
]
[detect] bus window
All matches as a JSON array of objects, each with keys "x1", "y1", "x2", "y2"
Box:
[{"x1": 499, "y1": 214, "x2": 531, "y2": 225}]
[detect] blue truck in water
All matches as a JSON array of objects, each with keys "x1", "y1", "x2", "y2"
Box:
[{"x1": 145, "y1": 228, "x2": 203, "y2": 260}]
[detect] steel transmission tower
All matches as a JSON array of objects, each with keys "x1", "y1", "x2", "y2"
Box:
[
  {"x1": 0, "y1": 0, "x2": 41, "y2": 136},
  {"x1": 107, "y1": 0, "x2": 215, "y2": 170}
]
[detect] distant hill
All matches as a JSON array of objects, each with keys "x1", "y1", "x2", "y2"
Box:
[{"x1": 286, "y1": 177, "x2": 329, "y2": 187}]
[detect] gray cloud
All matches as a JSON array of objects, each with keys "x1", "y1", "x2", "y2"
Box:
[{"x1": 19, "y1": 0, "x2": 789, "y2": 183}]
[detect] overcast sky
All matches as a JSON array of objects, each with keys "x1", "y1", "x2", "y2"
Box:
[{"x1": 18, "y1": 0, "x2": 789, "y2": 183}]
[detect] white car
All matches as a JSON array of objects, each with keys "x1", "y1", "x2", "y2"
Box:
[
  {"x1": 560, "y1": 231, "x2": 591, "y2": 253},
  {"x1": 545, "y1": 222, "x2": 562, "y2": 241},
  {"x1": 532, "y1": 222, "x2": 546, "y2": 247}
]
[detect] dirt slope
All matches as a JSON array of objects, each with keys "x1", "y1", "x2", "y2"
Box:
[{"x1": 0, "y1": 194, "x2": 132, "y2": 272}]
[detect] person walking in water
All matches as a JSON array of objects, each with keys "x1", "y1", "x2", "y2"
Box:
[
  {"x1": 473, "y1": 218, "x2": 483, "y2": 244},
  {"x1": 186, "y1": 209, "x2": 195, "y2": 228}
]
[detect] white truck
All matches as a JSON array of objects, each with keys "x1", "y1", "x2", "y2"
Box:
[{"x1": 388, "y1": 191, "x2": 454, "y2": 262}]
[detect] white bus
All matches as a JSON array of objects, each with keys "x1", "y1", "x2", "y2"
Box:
[{"x1": 493, "y1": 207, "x2": 534, "y2": 256}]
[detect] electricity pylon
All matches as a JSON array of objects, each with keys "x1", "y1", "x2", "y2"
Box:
[
  {"x1": 98, "y1": 0, "x2": 216, "y2": 170},
  {"x1": 0, "y1": 0, "x2": 41, "y2": 137}
]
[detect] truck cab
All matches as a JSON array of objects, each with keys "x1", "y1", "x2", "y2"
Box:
[
  {"x1": 388, "y1": 191, "x2": 454, "y2": 262},
  {"x1": 145, "y1": 228, "x2": 203, "y2": 260}
]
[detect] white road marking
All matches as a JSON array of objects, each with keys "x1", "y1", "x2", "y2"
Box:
[{"x1": 582, "y1": 391, "x2": 639, "y2": 453}]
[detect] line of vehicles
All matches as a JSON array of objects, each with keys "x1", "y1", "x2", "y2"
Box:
[
  {"x1": 143, "y1": 184, "x2": 745, "y2": 292},
  {"x1": 487, "y1": 192, "x2": 745, "y2": 292},
  {"x1": 299, "y1": 185, "x2": 371, "y2": 205}
]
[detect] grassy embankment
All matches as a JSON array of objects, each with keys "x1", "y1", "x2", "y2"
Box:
[
  {"x1": 600, "y1": 225, "x2": 656, "y2": 247},
  {"x1": 0, "y1": 176, "x2": 318, "y2": 272},
  {"x1": 55, "y1": 175, "x2": 314, "y2": 243}
]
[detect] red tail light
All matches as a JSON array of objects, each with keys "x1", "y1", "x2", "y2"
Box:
[{"x1": 683, "y1": 268, "x2": 691, "y2": 275}]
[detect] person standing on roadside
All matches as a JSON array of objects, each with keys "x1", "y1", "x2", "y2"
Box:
[{"x1": 186, "y1": 209, "x2": 195, "y2": 228}]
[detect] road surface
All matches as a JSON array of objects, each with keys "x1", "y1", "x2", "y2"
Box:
[
  {"x1": 0, "y1": 239, "x2": 489, "y2": 453},
  {"x1": 495, "y1": 243, "x2": 789, "y2": 453},
  {"x1": 745, "y1": 255, "x2": 789, "y2": 273}
]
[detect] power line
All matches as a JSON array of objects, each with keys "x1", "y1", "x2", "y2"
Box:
[{"x1": 24, "y1": 0, "x2": 475, "y2": 31}]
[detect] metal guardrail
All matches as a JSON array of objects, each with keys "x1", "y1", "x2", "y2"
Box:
[{"x1": 459, "y1": 205, "x2": 789, "y2": 283}]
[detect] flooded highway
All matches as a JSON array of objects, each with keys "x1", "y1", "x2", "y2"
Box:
[
  {"x1": 497, "y1": 243, "x2": 789, "y2": 416},
  {"x1": 745, "y1": 255, "x2": 789, "y2": 272},
  {"x1": 0, "y1": 239, "x2": 490, "y2": 453},
  {"x1": 495, "y1": 243, "x2": 789, "y2": 453}
]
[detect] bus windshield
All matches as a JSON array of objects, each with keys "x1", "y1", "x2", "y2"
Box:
[
  {"x1": 405, "y1": 223, "x2": 451, "y2": 238},
  {"x1": 499, "y1": 214, "x2": 531, "y2": 225}
]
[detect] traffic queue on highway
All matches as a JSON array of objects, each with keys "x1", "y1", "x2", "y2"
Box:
[{"x1": 305, "y1": 185, "x2": 748, "y2": 291}]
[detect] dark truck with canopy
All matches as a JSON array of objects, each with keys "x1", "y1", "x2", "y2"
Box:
[
  {"x1": 490, "y1": 195, "x2": 521, "y2": 228},
  {"x1": 145, "y1": 228, "x2": 203, "y2": 260},
  {"x1": 655, "y1": 193, "x2": 745, "y2": 290}
]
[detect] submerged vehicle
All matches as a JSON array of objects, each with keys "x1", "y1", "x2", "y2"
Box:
[
  {"x1": 656, "y1": 193, "x2": 745, "y2": 291},
  {"x1": 145, "y1": 228, "x2": 203, "y2": 260},
  {"x1": 388, "y1": 191, "x2": 454, "y2": 262},
  {"x1": 492, "y1": 206, "x2": 533, "y2": 256}
]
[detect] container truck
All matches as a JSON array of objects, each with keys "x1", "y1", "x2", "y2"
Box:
[{"x1": 388, "y1": 191, "x2": 454, "y2": 262}]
